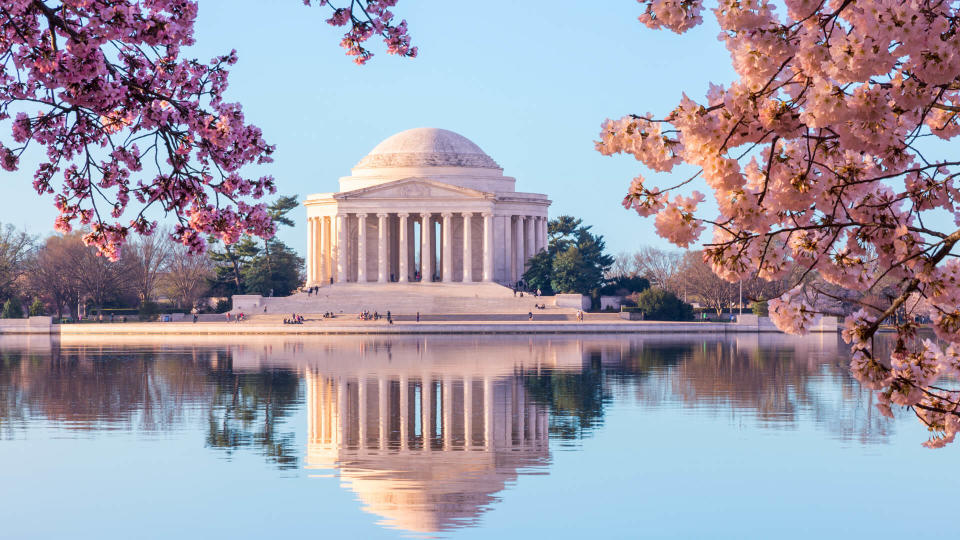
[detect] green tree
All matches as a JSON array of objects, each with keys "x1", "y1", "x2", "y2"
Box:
[
  {"x1": 523, "y1": 251, "x2": 555, "y2": 295},
  {"x1": 600, "y1": 275, "x2": 650, "y2": 297},
  {"x1": 522, "y1": 215, "x2": 614, "y2": 295},
  {"x1": 631, "y1": 288, "x2": 693, "y2": 321},
  {"x1": 207, "y1": 195, "x2": 304, "y2": 297},
  {"x1": 242, "y1": 242, "x2": 303, "y2": 297},
  {"x1": 208, "y1": 237, "x2": 260, "y2": 296},
  {"x1": 1, "y1": 297, "x2": 23, "y2": 319},
  {"x1": 751, "y1": 300, "x2": 769, "y2": 316},
  {"x1": 261, "y1": 195, "x2": 299, "y2": 275},
  {"x1": 28, "y1": 297, "x2": 44, "y2": 316}
]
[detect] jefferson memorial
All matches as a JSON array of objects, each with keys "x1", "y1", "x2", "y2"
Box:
[{"x1": 303, "y1": 128, "x2": 550, "y2": 286}]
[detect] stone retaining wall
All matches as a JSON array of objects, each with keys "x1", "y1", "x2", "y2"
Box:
[
  {"x1": 50, "y1": 319, "x2": 839, "y2": 335},
  {"x1": 0, "y1": 316, "x2": 53, "y2": 334}
]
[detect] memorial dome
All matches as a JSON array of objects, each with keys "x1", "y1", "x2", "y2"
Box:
[{"x1": 354, "y1": 128, "x2": 501, "y2": 170}]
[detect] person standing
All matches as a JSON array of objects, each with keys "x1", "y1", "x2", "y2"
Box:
[{"x1": 416, "y1": 312, "x2": 420, "y2": 323}]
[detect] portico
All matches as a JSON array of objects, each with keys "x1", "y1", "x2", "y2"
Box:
[{"x1": 305, "y1": 128, "x2": 550, "y2": 286}]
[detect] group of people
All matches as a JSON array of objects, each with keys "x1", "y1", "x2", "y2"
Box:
[
  {"x1": 305, "y1": 286, "x2": 321, "y2": 296},
  {"x1": 533, "y1": 303, "x2": 546, "y2": 310},
  {"x1": 357, "y1": 310, "x2": 393, "y2": 324},
  {"x1": 284, "y1": 314, "x2": 305, "y2": 324},
  {"x1": 225, "y1": 312, "x2": 246, "y2": 322},
  {"x1": 511, "y1": 285, "x2": 543, "y2": 298}
]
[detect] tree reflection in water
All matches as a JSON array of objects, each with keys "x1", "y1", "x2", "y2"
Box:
[
  {"x1": 204, "y1": 363, "x2": 301, "y2": 470},
  {"x1": 522, "y1": 359, "x2": 611, "y2": 442},
  {"x1": 0, "y1": 342, "x2": 302, "y2": 469},
  {"x1": 0, "y1": 333, "x2": 893, "y2": 469}
]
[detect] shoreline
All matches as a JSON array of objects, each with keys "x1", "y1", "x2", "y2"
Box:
[{"x1": 0, "y1": 319, "x2": 841, "y2": 336}]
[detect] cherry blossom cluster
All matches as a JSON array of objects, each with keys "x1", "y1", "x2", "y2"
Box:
[
  {"x1": 601, "y1": 0, "x2": 960, "y2": 446},
  {"x1": 1, "y1": 1, "x2": 417, "y2": 261},
  {"x1": 304, "y1": 0, "x2": 417, "y2": 65},
  {"x1": 1, "y1": 0, "x2": 279, "y2": 259}
]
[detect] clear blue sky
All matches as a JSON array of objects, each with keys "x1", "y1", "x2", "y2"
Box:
[{"x1": 4, "y1": 1, "x2": 738, "y2": 255}]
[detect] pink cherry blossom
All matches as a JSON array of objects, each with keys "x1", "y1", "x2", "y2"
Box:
[
  {"x1": 605, "y1": 0, "x2": 960, "y2": 447},
  {"x1": 1, "y1": 1, "x2": 416, "y2": 260}
]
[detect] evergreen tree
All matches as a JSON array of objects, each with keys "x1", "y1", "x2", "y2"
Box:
[
  {"x1": 261, "y1": 195, "x2": 300, "y2": 277},
  {"x1": 28, "y1": 297, "x2": 44, "y2": 316},
  {"x1": 1, "y1": 297, "x2": 23, "y2": 319},
  {"x1": 207, "y1": 195, "x2": 304, "y2": 297},
  {"x1": 242, "y1": 242, "x2": 303, "y2": 297},
  {"x1": 523, "y1": 215, "x2": 614, "y2": 295},
  {"x1": 208, "y1": 237, "x2": 260, "y2": 296}
]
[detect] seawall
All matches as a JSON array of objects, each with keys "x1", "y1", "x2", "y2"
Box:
[{"x1": 0, "y1": 317, "x2": 840, "y2": 336}]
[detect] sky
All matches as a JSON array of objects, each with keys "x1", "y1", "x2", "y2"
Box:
[{"x1": 3, "y1": 1, "x2": 739, "y2": 256}]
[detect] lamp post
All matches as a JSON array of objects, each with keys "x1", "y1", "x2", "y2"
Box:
[{"x1": 739, "y1": 280, "x2": 743, "y2": 316}]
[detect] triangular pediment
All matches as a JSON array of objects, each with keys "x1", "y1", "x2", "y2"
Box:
[{"x1": 334, "y1": 178, "x2": 493, "y2": 200}]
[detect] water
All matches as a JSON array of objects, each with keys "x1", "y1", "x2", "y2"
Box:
[{"x1": 0, "y1": 333, "x2": 955, "y2": 539}]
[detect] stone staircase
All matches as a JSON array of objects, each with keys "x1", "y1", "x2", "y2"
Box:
[{"x1": 237, "y1": 282, "x2": 572, "y2": 317}]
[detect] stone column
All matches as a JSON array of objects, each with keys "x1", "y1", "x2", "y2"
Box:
[
  {"x1": 319, "y1": 217, "x2": 329, "y2": 283},
  {"x1": 482, "y1": 213, "x2": 493, "y2": 282},
  {"x1": 462, "y1": 213, "x2": 473, "y2": 282},
  {"x1": 541, "y1": 215, "x2": 548, "y2": 252},
  {"x1": 525, "y1": 215, "x2": 535, "y2": 261},
  {"x1": 377, "y1": 213, "x2": 389, "y2": 283},
  {"x1": 337, "y1": 377, "x2": 346, "y2": 447},
  {"x1": 399, "y1": 375, "x2": 409, "y2": 450},
  {"x1": 307, "y1": 217, "x2": 315, "y2": 284},
  {"x1": 483, "y1": 376, "x2": 493, "y2": 450},
  {"x1": 313, "y1": 218, "x2": 321, "y2": 283},
  {"x1": 358, "y1": 376, "x2": 367, "y2": 449},
  {"x1": 514, "y1": 216, "x2": 525, "y2": 284},
  {"x1": 441, "y1": 212, "x2": 453, "y2": 283},
  {"x1": 537, "y1": 216, "x2": 547, "y2": 253},
  {"x1": 378, "y1": 377, "x2": 388, "y2": 451},
  {"x1": 442, "y1": 376, "x2": 453, "y2": 449},
  {"x1": 398, "y1": 213, "x2": 409, "y2": 283},
  {"x1": 503, "y1": 216, "x2": 513, "y2": 283},
  {"x1": 463, "y1": 376, "x2": 473, "y2": 448},
  {"x1": 336, "y1": 213, "x2": 348, "y2": 283},
  {"x1": 356, "y1": 213, "x2": 368, "y2": 283},
  {"x1": 422, "y1": 376, "x2": 433, "y2": 448},
  {"x1": 420, "y1": 212, "x2": 432, "y2": 282}
]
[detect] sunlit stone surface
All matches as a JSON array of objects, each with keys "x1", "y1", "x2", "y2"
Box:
[{"x1": 303, "y1": 128, "x2": 551, "y2": 285}]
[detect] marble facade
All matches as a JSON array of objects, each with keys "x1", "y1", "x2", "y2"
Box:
[{"x1": 304, "y1": 128, "x2": 550, "y2": 286}]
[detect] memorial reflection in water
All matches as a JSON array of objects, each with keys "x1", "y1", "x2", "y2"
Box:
[
  {"x1": 1, "y1": 332, "x2": 895, "y2": 537},
  {"x1": 230, "y1": 336, "x2": 572, "y2": 533}
]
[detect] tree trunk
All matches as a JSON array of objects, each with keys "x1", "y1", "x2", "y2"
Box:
[{"x1": 226, "y1": 245, "x2": 242, "y2": 292}]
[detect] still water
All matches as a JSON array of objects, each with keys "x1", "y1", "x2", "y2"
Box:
[{"x1": 0, "y1": 333, "x2": 955, "y2": 539}]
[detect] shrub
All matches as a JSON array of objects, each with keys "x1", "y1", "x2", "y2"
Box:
[
  {"x1": 138, "y1": 300, "x2": 160, "y2": 321},
  {"x1": 630, "y1": 288, "x2": 693, "y2": 321},
  {"x1": 1, "y1": 297, "x2": 23, "y2": 319},
  {"x1": 751, "y1": 300, "x2": 769, "y2": 316},
  {"x1": 214, "y1": 298, "x2": 232, "y2": 313},
  {"x1": 28, "y1": 297, "x2": 45, "y2": 316}
]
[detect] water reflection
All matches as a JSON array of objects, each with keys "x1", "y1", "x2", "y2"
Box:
[{"x1": 0, "y1": 333, "x2": 889, "y2": 536}]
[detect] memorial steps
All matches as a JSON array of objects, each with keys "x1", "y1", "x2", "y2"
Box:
[{"x1": 238, "y1": 282, "x2": 574, "y2": 317}]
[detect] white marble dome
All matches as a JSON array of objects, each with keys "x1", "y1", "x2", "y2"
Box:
[{"x1": 354, "y1": 128, "x2": 501, "y2": 170}]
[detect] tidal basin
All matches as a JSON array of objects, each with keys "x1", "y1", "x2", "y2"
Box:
[{"x1": 1, "y1": 333, "x2": 956, "y2": 539}]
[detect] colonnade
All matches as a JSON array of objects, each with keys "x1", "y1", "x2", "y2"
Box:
[
  {"x1": 306, "y1": 371, "x2": 548, "y2": 452},
  {"x1": 306, "y1": 212, "x2": 548, "y2": 285}
]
